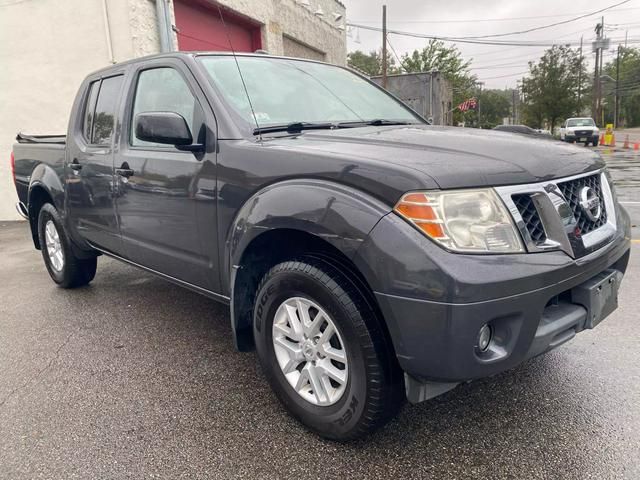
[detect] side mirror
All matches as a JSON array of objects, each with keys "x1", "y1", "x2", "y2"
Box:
[{"x1": 135, "y1": 112, "x2": 194, "y2": 146}]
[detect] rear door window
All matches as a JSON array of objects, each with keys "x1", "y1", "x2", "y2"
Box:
[
  {"x1": 91, "y1": 75, "x2": 124, "y2": 145},
  {"x1": 82, "y1": 81, "x2": 100, "y2": 142}
]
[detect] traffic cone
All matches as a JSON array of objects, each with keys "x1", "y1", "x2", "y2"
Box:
[
  {"x1": 623, "y1": 135, "x2": 630, "y2": 149},
  {"x1": 634, "y1": 142, "x2": 640, "y2": 151}
]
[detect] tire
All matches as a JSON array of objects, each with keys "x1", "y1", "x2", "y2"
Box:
[
  {"x1": 37, "y1": 203, "x2": 97, "y2": 288},
  {"x1": 253, "y1": 258, "x2": 403, "y2": 441}
]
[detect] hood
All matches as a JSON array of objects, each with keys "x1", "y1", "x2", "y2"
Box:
[{"x1": 267, "y1": 125, "x2": 604, "y2": 189}]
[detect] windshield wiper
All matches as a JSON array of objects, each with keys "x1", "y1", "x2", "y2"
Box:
[
  {"x1": 253, "y1": 122, "x2": 336, "y2": 135},
  {"x1": 336, "y1": 119, "x2": 415, "y2": 128}
]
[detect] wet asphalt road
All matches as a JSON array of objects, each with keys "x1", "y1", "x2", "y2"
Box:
[{"x1": 1, "y1": 148, "x2": 639, "y2": 479}]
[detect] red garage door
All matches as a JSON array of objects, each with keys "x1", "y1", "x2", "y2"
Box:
[{"x1": 174, "y1": 0, "x2": 261, "y2": 52}]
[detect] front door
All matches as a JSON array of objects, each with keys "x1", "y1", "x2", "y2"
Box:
[
  {"x1": 66, "y1": 74, "x2": 124, "y2": 253},
  {"x1": 114, "y1": 61, "x2": 219, "y2": 292}
]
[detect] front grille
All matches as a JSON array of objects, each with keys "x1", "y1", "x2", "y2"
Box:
[
  {"x1": 512, "y1": 194, "x2": 547, "y2": 244},
  {"x1": 574, "y1": 129, "x2": 593, "y2": 136},
  {"x1": 557, "y1": 174, "x2": 607, "y2": 234}
]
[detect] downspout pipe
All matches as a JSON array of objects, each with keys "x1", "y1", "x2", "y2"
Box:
[
  {"x1": 156, "y1": 0, "x2": 173, "y2": 52},
  {"x1": 102, "y1": 0, "x2": 115, "y2": 63}
]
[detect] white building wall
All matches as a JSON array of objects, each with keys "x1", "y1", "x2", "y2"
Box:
[{"x1": 0, "y1": 0, "x2": 161, "y2": 220}]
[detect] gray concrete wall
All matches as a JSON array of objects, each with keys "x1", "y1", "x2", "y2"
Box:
[
  {"x1": 371, "y1": 72, "x2": 453, "y2": 126},
  {"x1": 213, "y1": 0, "x2": 346, "y2": 65}
]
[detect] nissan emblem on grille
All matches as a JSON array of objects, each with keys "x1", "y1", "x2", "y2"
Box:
[{"x1": 579, "y1": 186, "x2": 602, "y2": 221}]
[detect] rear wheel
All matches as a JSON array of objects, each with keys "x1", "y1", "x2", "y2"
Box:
[
  {"x1": 253, "y1": 258, "x2": 403, "y2": 441},
  {"x1": 37, "y1": 203, "x2": 97, "y2": 288}
]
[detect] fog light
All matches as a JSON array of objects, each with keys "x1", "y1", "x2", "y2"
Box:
[{"x1": 477, "y1": 324, "x2": 492, "y2": 352}]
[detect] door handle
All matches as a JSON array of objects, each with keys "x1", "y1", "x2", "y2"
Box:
[
  {"x1": 116, "y1": 163, "x2": 134, "y2": 178},
  {"x1": 69, "y1": 159, "x2": 82, "y2": 171}
]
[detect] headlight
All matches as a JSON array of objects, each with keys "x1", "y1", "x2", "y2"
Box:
[{"x1": 394, "y1": 189, "x2": 525, "y2": 253}]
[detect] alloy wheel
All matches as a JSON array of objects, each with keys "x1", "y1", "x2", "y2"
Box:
[{"x1": 272, "y1": 297, "x2": 348, "y2": 406}]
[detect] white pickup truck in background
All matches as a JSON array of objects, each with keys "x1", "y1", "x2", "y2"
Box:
[{"x1": 560, "y1": 117, "x2": 600, "y2": 146}]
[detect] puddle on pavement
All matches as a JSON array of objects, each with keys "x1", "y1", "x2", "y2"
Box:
[{"x1": 599, "y1": 149, "x2": 640, "y2": 202}]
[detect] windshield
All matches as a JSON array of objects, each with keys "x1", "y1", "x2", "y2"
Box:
[
  {"x1": 567, "y1": 118, "x2": 595, "y2": 127},
  {"x1": 198, "y1": 55, "x2": 423, "y2": 130}
]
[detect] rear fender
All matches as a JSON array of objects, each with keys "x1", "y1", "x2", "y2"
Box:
[{"x1": 27, "y1": 164, "x2": 65, "y2": 248}]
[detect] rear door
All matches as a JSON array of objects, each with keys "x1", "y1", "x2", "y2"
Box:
[
  {"x1": 113, "y1": 58, "x2": 220, "y2": 292},
  {"x1": 66, "y1": 73, "x2": 125, "y2": 253}
]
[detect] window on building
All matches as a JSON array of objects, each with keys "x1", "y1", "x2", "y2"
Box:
[
  {"x1": 91, "y1": 75, "x2": 124, "y2": 145},
  {"x1": 131, "y1": 67, "x2": 197, "y2": 148}
]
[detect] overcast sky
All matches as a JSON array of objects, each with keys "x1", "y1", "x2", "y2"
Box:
[{"x1": 341, "y1": 0, "x2": 640, "y2": 89}]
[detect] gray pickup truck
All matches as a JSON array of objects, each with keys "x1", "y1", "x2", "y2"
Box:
[{"x1": 11, "y1": 52, "x2": 631, "y2": 441}]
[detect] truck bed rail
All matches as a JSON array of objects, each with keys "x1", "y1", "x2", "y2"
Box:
[{"x1": 16, "y1": 132, "x2": 66, "y2": 144}]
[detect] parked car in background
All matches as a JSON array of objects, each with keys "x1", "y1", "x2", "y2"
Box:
[
  {"x1": 560, "y1": 117, "x2": 600, "y2": 146},
  {"x1": 493, "y1": 124, "x2": 553, "y2": 139},
  {"x1": 11, "y1": 52, "x2": 630, "y2": 441}
]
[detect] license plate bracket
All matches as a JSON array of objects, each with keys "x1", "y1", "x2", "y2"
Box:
[{"x1": 571, "y1": 269, "x2": 622, "y2": 329}]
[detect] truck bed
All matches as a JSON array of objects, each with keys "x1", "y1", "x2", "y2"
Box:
[{"x1": 13, "y1": 133, "x2": 67, "y2": 205}]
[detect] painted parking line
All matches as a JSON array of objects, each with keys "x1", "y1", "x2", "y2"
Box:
[
  {"x1": 620, "y1": 202, "x2": 640, "y2": 205},
  {"x1": 632, "y1": 239, "x2": 640, "y2": 244}
]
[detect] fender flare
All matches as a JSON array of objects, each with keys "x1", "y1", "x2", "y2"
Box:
[
  {"x1": 226, "y1": 179, "x2": 391, "y2": 349},
  {"x1": 27, "y1": 163, "x2": 66, "y2": 247},
  {"x1": 28, "y1": 163, "x2": 65, "y2": 212}
]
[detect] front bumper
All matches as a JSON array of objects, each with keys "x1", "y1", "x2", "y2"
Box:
[
  {"x1": 566, "y1": 133, "x2": 599, "y2": 141},
  {"x1": 354, "y1": 204, "x2": 631, "y2": 383}
]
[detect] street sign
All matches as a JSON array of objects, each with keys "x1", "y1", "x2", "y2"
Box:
[{"x1": 592, "y1": 38, "x2": 610, "y2": 52}]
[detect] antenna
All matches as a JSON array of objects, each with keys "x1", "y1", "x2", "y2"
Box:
[{"x1": 215, "y1": 4, "x2": 262, "y2": 140}]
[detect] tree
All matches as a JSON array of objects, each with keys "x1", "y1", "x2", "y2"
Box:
[
  {"x1": 347, "y1": 50, "x2": 398, "y2": 76},
  {"x1": 399, "y1": 39, "x2": 476, "y2": 124},
  {"x1": 602, "y1": 46, "x2": 640, "y2": 128},
  {"x1": 400, "y1": 39, "x2": 472, "y2": 84},
  {"x1": 476, "y1": 89, "x2": 513, "y2": 128},
  {"x1": 520, "y1": 45, "x2": 588, "y2": 131}
]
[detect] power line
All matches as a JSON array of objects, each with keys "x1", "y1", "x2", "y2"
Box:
[
  {"x1": 477, "y1": 71, "x2": 530, "y2": 80},
  {"x1": 453, "y1": 0, "x2": 631, "y2": 39},
  {"x1": 347, "y1": 7, "x2": 640, "y2": 25},
  {"x1": 348, "y1": 23, "x2": 639, "y2": 47}
]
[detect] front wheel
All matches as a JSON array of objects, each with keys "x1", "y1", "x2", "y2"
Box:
[
  {"x1": 253, "y1": 258, "x2": 403, "y2": 441},
  {"x1": 37, "y1": 203, "x2": 97, "y2": 288}
]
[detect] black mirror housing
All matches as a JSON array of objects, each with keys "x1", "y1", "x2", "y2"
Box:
[{"x1": 135, "y1": 112, "x2": 193, "y2": 146}]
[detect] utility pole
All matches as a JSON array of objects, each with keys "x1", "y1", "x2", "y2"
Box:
[
  {"x1": 577, "y1": 36, "x2": 583, "y2": 115},
  {"x1": 599, "y1": 17, "x2": 604, "y2": 126},
  {"x1": 477, "y1": 82, "x2": 484, "y2": 128},
  {"x1": 382, "y1": 5, "x2": 387, "y2": 89},
  {"x1": 615, "y1": 44, "x2": 620, "y2": 128},
  {"x1": 593, "y1": 18, "x2": 604, "y2": 123}
]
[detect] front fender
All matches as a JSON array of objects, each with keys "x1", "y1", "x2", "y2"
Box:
[
  {"x1": 226, "y1": 179, "x2": 391, "y2": 290},
  {"x1": 225, "y1": 179, "x2": 392, "y2": 351}
]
